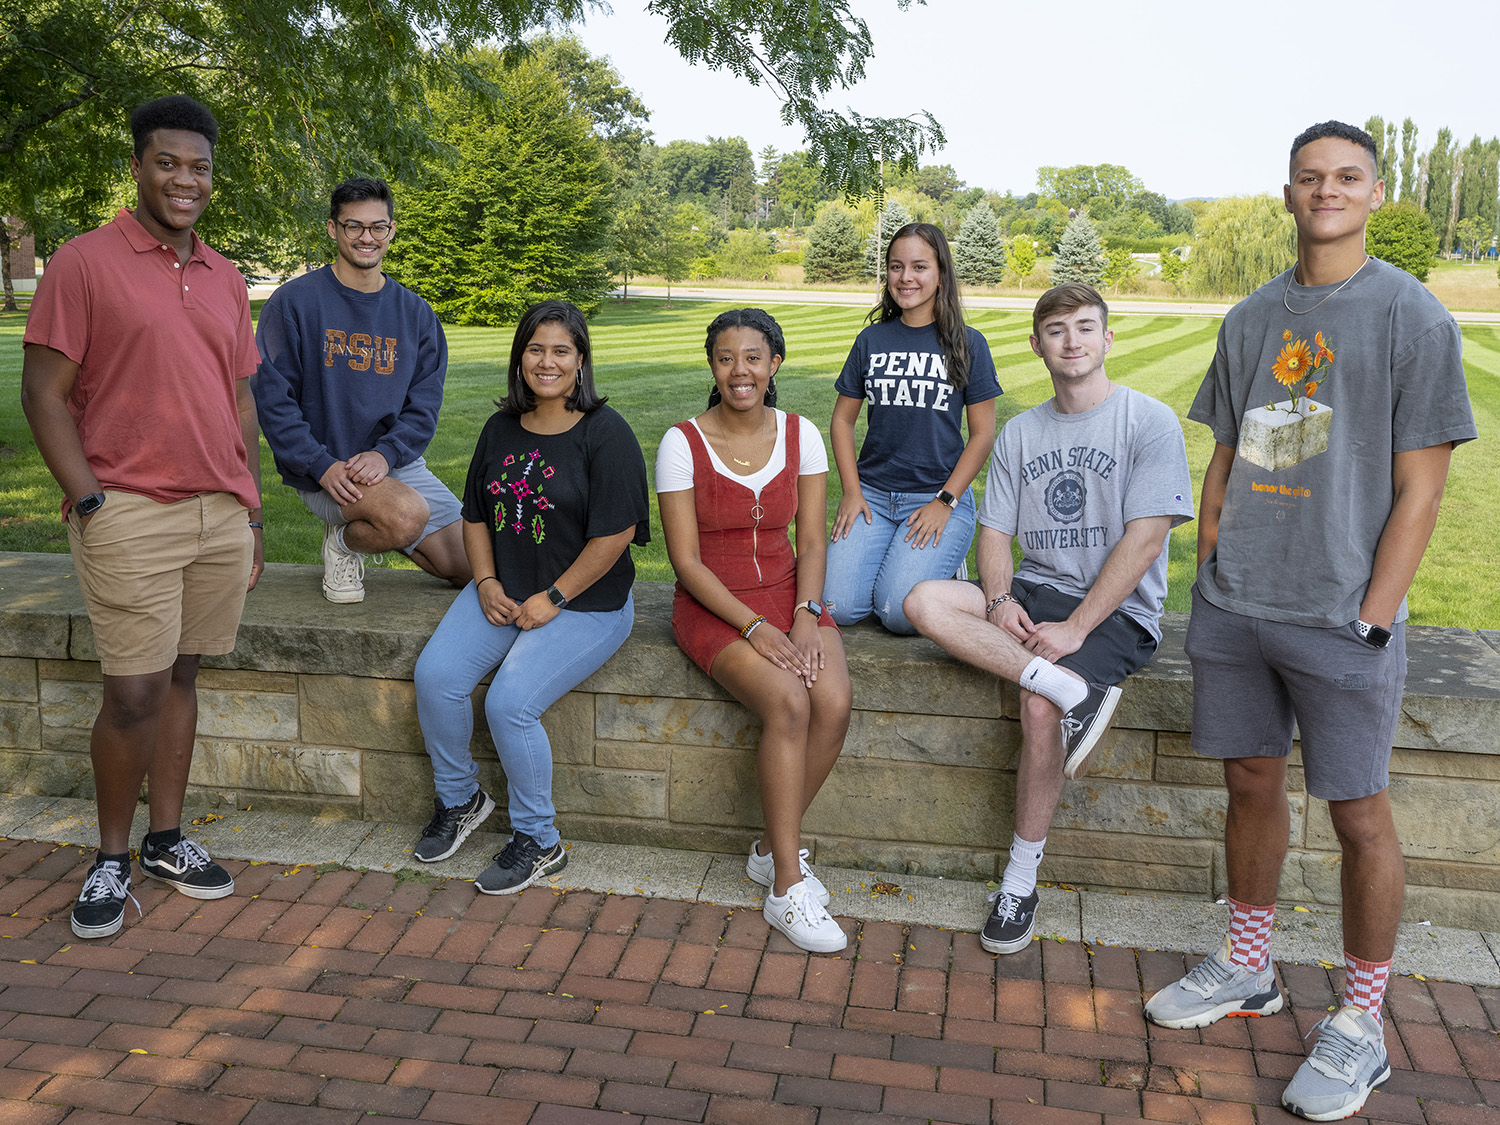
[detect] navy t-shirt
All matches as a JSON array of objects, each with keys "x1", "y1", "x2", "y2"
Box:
[
  {"x1": 461, "y1": 406, "x2": 650, "y2": 613},
  {"x1": 834, "y1": 319, "x2": 1002, "y2": 493}
]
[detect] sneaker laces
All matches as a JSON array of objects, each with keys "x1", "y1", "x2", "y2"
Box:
[
  {"x1": 154, "y1": 837, "x2": 213, "y2": 872},
  {"x1": 328, "y1": 547, "x2": 365, "y2": 587},
  {"x1": 1178, "y1": 949, "x2": 1237, "y2": 999},
  {"x1": 495, "y1": 832, "x2": 541, "y2": 869},
  {"x1": 986, "y1": 888, "x2": 1024, "y2": 922},
  {"x1": 80, "y1": 861, "x2": 141, "y2": 917},
  {"x1": 1302, "y1": 1012, "x2": 1369, "y2": 1081},
  {"x1": 784, "y1": 882, "x2": 833, "y2": 927}
]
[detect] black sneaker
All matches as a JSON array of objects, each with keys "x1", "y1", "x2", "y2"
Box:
[
  {"x1": 414, "y1": 790, "x2": 496, "y2": 863},
  {"x1": 139, "y1": 836, "x2": 235, "y2": 900},
  {"x1": 474, "y1": 831, "x2": 567, "y2": 895},
  {"x1": 71, "y1": 857, "x2": 139, "y2": 939},
  {"x1": 1061, "y1": 683, "x2": 1123, "y2": 780},
  {"x1": 980, "y1": 888, "x2": 1039, "y2": 954}
]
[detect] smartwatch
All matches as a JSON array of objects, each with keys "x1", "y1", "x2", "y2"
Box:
[
  {"x1": 796, "y1": 600, "x2": 824, "y2": 620},
  {"x1": 1354, "y1": 620, "x2": 1392, "y2": 649},
  {"x1": 936, "y1": 489, "x2": 958, "y2": 509},
  {"x1": 75, "y1": 492, "x2": 106, "y2": 517},
  {"x1": 546, "y1": 585, "x2": 568, "y2": 609}
]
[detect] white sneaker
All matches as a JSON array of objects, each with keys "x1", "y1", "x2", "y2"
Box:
[
  {"x1": 322, "y1": 522, "x2": 365, "y2": 603},
  {"x1": 746, "y1": 840, "x2": 830, "y2": 906},
  {"x1": 763, "y1": 880, "x2": 846, "y2": 953}
]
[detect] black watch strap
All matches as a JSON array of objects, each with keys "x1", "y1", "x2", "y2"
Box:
[
  {"x1": 75, "y1": 492, "x2": 106, "y2": 516},
  {"x1": 546, "y1": 585, "x2": 568, "y2": 608}
]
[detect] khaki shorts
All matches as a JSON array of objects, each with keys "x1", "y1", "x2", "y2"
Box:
[{"x1": 67, "y1": 490, "x2": 253, "y2": 676}]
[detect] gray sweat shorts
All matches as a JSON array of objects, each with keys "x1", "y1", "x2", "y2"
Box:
[
  {"x1": 1184, "y1": 584, "x2": 1407, "y2": 801},
  {"x1": 297, "y1": 456, "x2": 462, "y2": 557}
]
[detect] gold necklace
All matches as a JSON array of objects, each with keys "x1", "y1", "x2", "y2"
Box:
[
  {"x1": 719, "y1": 408, "x2": 770, "y2": 468},
  {"x1": 1283, "y1": 255, "x2": 1370, "y2": 315}
]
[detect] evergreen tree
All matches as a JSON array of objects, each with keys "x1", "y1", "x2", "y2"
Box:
[
  {"x1": 1367, "y1": 200, "x2": 1438, "y2": 280},
  {"x1": 1008, "y1": 236, "x2": 1037, "y2": 291},
  {"x1": 804, "y1": 204, "x2": 863, "y2": 283},
  {"x1": 1050, "y1": 213, "x2": 1106, "y2": 287},
  {"x1": 953, "y1": 204, "x2": 1005, "y2": 285},
  {"x1": 1400, "y1": 118, "x2": 1418, "y2": 203},
  {"x1": 385, "y1": 51, "x2": 613, "y2": 325},
  {"x1": 864, "y1": 198, "x2": 913, "y2": 276}
]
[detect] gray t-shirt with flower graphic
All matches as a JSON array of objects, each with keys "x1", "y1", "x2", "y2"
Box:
[{"x1": 1189, "y1": 257, "x2": 1475, "y2": 628}]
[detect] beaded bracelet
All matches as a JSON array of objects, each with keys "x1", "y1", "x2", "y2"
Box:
[
  {"x1": 740, "y1": 614, "x2": 767, "y2": 639},
  {"x1": 985, "y1": 594, "x2": 1015, "y2": 614}
]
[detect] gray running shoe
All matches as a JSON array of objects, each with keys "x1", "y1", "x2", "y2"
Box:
[
  {"x1": 414, "y1": 789, "x2": 496, "y2": 863},
  {"x1": 475, "y1": 831, "x2": 567, "y2": 895},
  {"x1": 1281, "y1": 1005, "x2": 1390, "y2": 1121},
  {"x1": 1143, "y1": 936, "x2": 1284, "y2": 1029}
]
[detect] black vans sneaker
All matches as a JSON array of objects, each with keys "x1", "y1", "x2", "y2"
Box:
[
  {"x1": 1061, "y1": 683, "x2": 1123, "y2": 780},
  {"x1": 414, "y1": 789, "x2": 496, "y2": 863},
  {"x1": 474, "y1": 831, "x2": 567, "y2": 895},
  {"x1": 71, "y1": 857, "x2": 139, "y2": 939},
  {"x1": 139, "y1": 836, "x2": 235, "y2": 900},
  {"x1": 980, "y1": 888, "x2": 1039, "y2": 955}
]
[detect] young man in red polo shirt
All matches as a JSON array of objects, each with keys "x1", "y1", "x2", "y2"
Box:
[{"x1": 21, "y1": 95, "x2": 264, "y2": 939}]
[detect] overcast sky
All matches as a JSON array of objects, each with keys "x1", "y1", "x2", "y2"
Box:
[{"x1": 571, "y1": 0, "x2": 1498, "y2": 201}]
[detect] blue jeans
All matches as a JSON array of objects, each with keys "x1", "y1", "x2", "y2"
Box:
[
  {"x1": 823, "y1": 487, "x2": 978, "y2": 634},
  {"x1": 414, "y1": 584, "x2": 634, "y2": 846}
]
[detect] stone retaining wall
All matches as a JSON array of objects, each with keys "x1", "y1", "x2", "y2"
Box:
[{"x1": 4, "y1": 551, "x2": 1499, "y2": 930}]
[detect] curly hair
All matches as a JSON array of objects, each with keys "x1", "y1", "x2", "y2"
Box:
[
  {"x1": 130, "y1": 96, "x2": 218, "y2": 157},
  {"x1": 704, "y1": 308, "x2": 785, "y2": 408},
  {"x1": 869, "y1": 222, "x2": 971, "y2": 389},
  {"x1": 1289, "y1": 121, "x2": 1377, "y2": 178}
]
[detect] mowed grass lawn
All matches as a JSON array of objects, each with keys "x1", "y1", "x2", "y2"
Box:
[{"x1": 2, "y1": 300, "x2": 1495, "y2": 626}]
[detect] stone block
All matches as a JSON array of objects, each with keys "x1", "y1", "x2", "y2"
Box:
[
  {"x1": 300, "y1": 674, "x2": 421, "y2": 752},
  {"x1": 595, "y1": 695, "x2": 759, "y2": 750},
  {"x1": 554, "y1": 812, "x2": 756, "y2": 858},
  {"x1": 1155, "y1": 731, "x2": 1195, "y2": 758},
  {"x1": 554, "y1": 764, "x2": 667, "y2": 820},
  {"x1": 40, "y1": 679, "x2": 100, "y2": 729},
  {"x1": 1406, "y1": 857, "x2": 1500, "y2": 893},
  {"x1": 361, "y1": 749, "x2": 469, "y2": 824},
  {"x1": 1042, "y1": 854, "x2": 1210, "y2": 895},
  {"x1": 809, "y1": 835, "x2": 1000, "y2": 883},
  {"x1": 0, "y1": 747, "x2": 95, "y2": 797},
  {"x1": 188, "y1": 741, "x2": 360, "y2": 796},
  {"x1": 39, "y1": 659, "x2": 99, "y2": 682},
  {"x1": 0, "y1": 553, "x2": 78, "y2": 660},
  {"x1": 806, "y1": 757, "x2": 1011, "y2": 844},
  {"x1": 1402, "y1": 884, "x2": 1500, "y2": 934},
  {"x1": 1306, "y1": 775, "x2": 1500, "y2": 865},
  {"x1": 1391, "y1": 746, "x2": 1500, "y2": 781},
  {"x1": 842, "y1": 710, "x2": 1018, "y2": 770},
  {"x1": 1211, "y1": 845, "x2": 1341, "y2": 907},
  {"x1": 1395, "y1": 627, "x2": 1500, "y2": 753},
  {"x1": 183, "y1": 787, "x2": 360, "y2": 819},
  {"x1": 196, "y1": 689, "x2": 299, "y2": 741},
  {"x1": 1054, "y1": 778, "x2": 1305, "y2": 842},
  {"x1": 594, "y1": 740, "x2": 671, "y2": 771},
  {"x1": 843, "y1": 627, "x2": 1003, "y2": 719},
  {"x1": 196, "y1": 667, "x2": 297, "y2": 694},
  {"x1": 1045, "y1": 830, "x2": 1215, "y2": 869},
  {"x1": 0, "y1": 658, "x2": 37, "y2": 702},
  {"x1": 540, "y1": 691, "x2": 594, "y2": 765},
  {"x1": 0, "y1": 702, "x2": 41, "y2": 749},
  {"x1": 1237, "y1": 399, "x2": 1332, "y2": 471},
  {"x1": 1154, "y1": 753, "x2": 1305, "y2": 792}
]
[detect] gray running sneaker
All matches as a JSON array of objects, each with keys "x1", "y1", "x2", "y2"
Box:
[
  {"x1": 1281, "y1": 1005, "x2": 1390, "y2": 1121},
  {"x1": 1144, "y1": 936, "x2": 1284, "y2": 1029}
]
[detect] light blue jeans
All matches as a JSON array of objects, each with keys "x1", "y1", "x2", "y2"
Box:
[
  {"x1": 823, "y1": 487, "x2": 978, "y2": 635},
  {"x1": 414, "y1": 584, "x2": 634, "y2": 846}
]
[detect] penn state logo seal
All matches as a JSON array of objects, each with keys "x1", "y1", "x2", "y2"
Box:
[{"x1": 1044, "y1": 470, "x2": 1085, "y2": 524}]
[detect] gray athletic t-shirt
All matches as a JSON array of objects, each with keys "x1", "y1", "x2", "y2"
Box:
[
  {"x1": 978, "y1": 386, "x2": 1194, "y2": 641},
  {"x1": 1189, "y1": 257, "x2": 1476, "y2": 628}
]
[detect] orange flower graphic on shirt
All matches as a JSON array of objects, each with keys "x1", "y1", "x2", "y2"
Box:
[{"x1": 1269, "y1": 329, "x2": 1335, "y2": 415}]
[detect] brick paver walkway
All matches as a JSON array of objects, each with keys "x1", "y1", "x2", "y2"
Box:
[{"x1": 2, "y1": 839, "x2": 1498, "y2": 1124}]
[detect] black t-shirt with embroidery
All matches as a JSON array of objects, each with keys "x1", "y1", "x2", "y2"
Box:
[{"x1": 461, "y1": 406, "x2": 650, "y2": 612}]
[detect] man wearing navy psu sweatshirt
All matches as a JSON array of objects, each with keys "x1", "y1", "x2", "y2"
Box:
[{"x1": 253, "y1": 177, "x2": 471, "y2": 602}]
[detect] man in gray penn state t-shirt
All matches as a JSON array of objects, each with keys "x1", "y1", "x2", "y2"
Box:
[
  {"x1": 905, "y1": 282, "x2": 1192, "y2": 959},
  {"x1": 1143, "y1": 121, "x2": 1475, "y2": 1123}
]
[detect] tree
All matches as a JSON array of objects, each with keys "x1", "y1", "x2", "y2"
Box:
[
  {"x1": 774, "y1": 151, "x2": 827, "y2": 228},
  {"x1": 1364, "y1": 116, "x2": 1387, "y2": 182},
  {"x1": 608, "y1": 183, "x2": 669, "y2": 297},
  {"x1": 1158, "y1": 246, "x2": 1189, "y2": 294},
  {"x1": 1187, "y1": 195, "x2": 1295, "y2": 297},
  {"x1": 1036, "y1": 164, "x2": 1143, "y2": 212},
  {"x1": 864, "y1": 198, "x2": 913, "y2": 276},
  {"x1": 660, "y1": 202, "x2": 714, "y2": 301},
  {"x1": 1426, "y1": 128, "x2": 1455, "y2": 252},
  {"x1": 1050, "y1": 213, "x2": 1105, "y2": 287},
  {"x1": 1367, "y1": 201, "x2": 1437, "y2": 280},
  {"x1": 717, "y1": 228, "x2": 778, "y2": 279},
  {"x1": 803, "y1": 204, "x2": 862, "y2": 283},
  {"x1": 0, "y1": 0, "x2": 944, "y2": 272},
  {"x1": 1101, "y1": 245, "x2": 1139, "y2": 293},
  {"x1": 1007, "y1": 236, "x2": 1036, "y2": 291},
  {"x1": 912, "y1": 163, "x2": 964, "y2": 202},
  {"x1": 1399, "y1": 118, "x2": 1418, "y2": 203},
  {"x1": 383, "y1": 50, "x2": 614, "y2": 326},
  {"x1": 954, "y1": 205, "x2": 1005, "y2": 286},
  {"x1": 1454, "y1": 216, "x2": 1491, "y2": 262}
]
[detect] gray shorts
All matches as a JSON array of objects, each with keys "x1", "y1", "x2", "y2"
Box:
[
  {"x1": 1011, "y1": 577, "x2": 1158, "y2": 686},
  {"x1": 297, "y1": 456, "x2": 462, "y2": 557},
  {"x1": 1185, "y1": 585, "x2": 1406, "y2": 801}
]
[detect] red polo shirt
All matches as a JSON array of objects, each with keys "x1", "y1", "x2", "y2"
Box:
[{"x1": 24, "y1": 208, "x2": 261, "y2": 512}]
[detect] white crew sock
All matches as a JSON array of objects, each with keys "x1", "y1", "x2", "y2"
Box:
[
  {"x1": 999, "y1": 834, "x2": 1046, "y2": 897},
  {"x1": 1020, "y1": 657, "x2": 1088, "y2": 712}
]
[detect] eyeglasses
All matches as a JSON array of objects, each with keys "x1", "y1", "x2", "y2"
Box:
[{"x1": 335, "y1": 220, "x2": 393, "y2": 239}]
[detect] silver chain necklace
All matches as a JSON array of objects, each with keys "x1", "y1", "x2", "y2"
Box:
[{"x1": 1283, "y1": 255, "x2": 1370, "y2": 316}]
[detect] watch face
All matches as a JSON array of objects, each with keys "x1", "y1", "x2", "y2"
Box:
[
  {"x1": 76, "y1": 493, "x2": 105, "y2": 516},
  {"x1": 547, "y1": 586, "x2": 567, "y2": 607}
]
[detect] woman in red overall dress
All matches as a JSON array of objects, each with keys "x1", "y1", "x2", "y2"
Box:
[{"x1": 657, "y1": 308, "x2": 852, "y2": 953}]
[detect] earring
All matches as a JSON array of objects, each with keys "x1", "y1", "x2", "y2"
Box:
[
  {"x1": 576, "y1": 369, "x2": 583, "y2": 387},
  {"x1": 766, "y1": 375, "x2": 777, "y2": 398}
]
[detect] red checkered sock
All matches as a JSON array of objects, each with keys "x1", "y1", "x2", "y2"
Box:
[
  {"x1": 1226, "y1": 896, "x2": 1275, "y2": 971},
  {"x1": 1343, "y1": 951, "x2": 1392, "y2": 1024}
]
